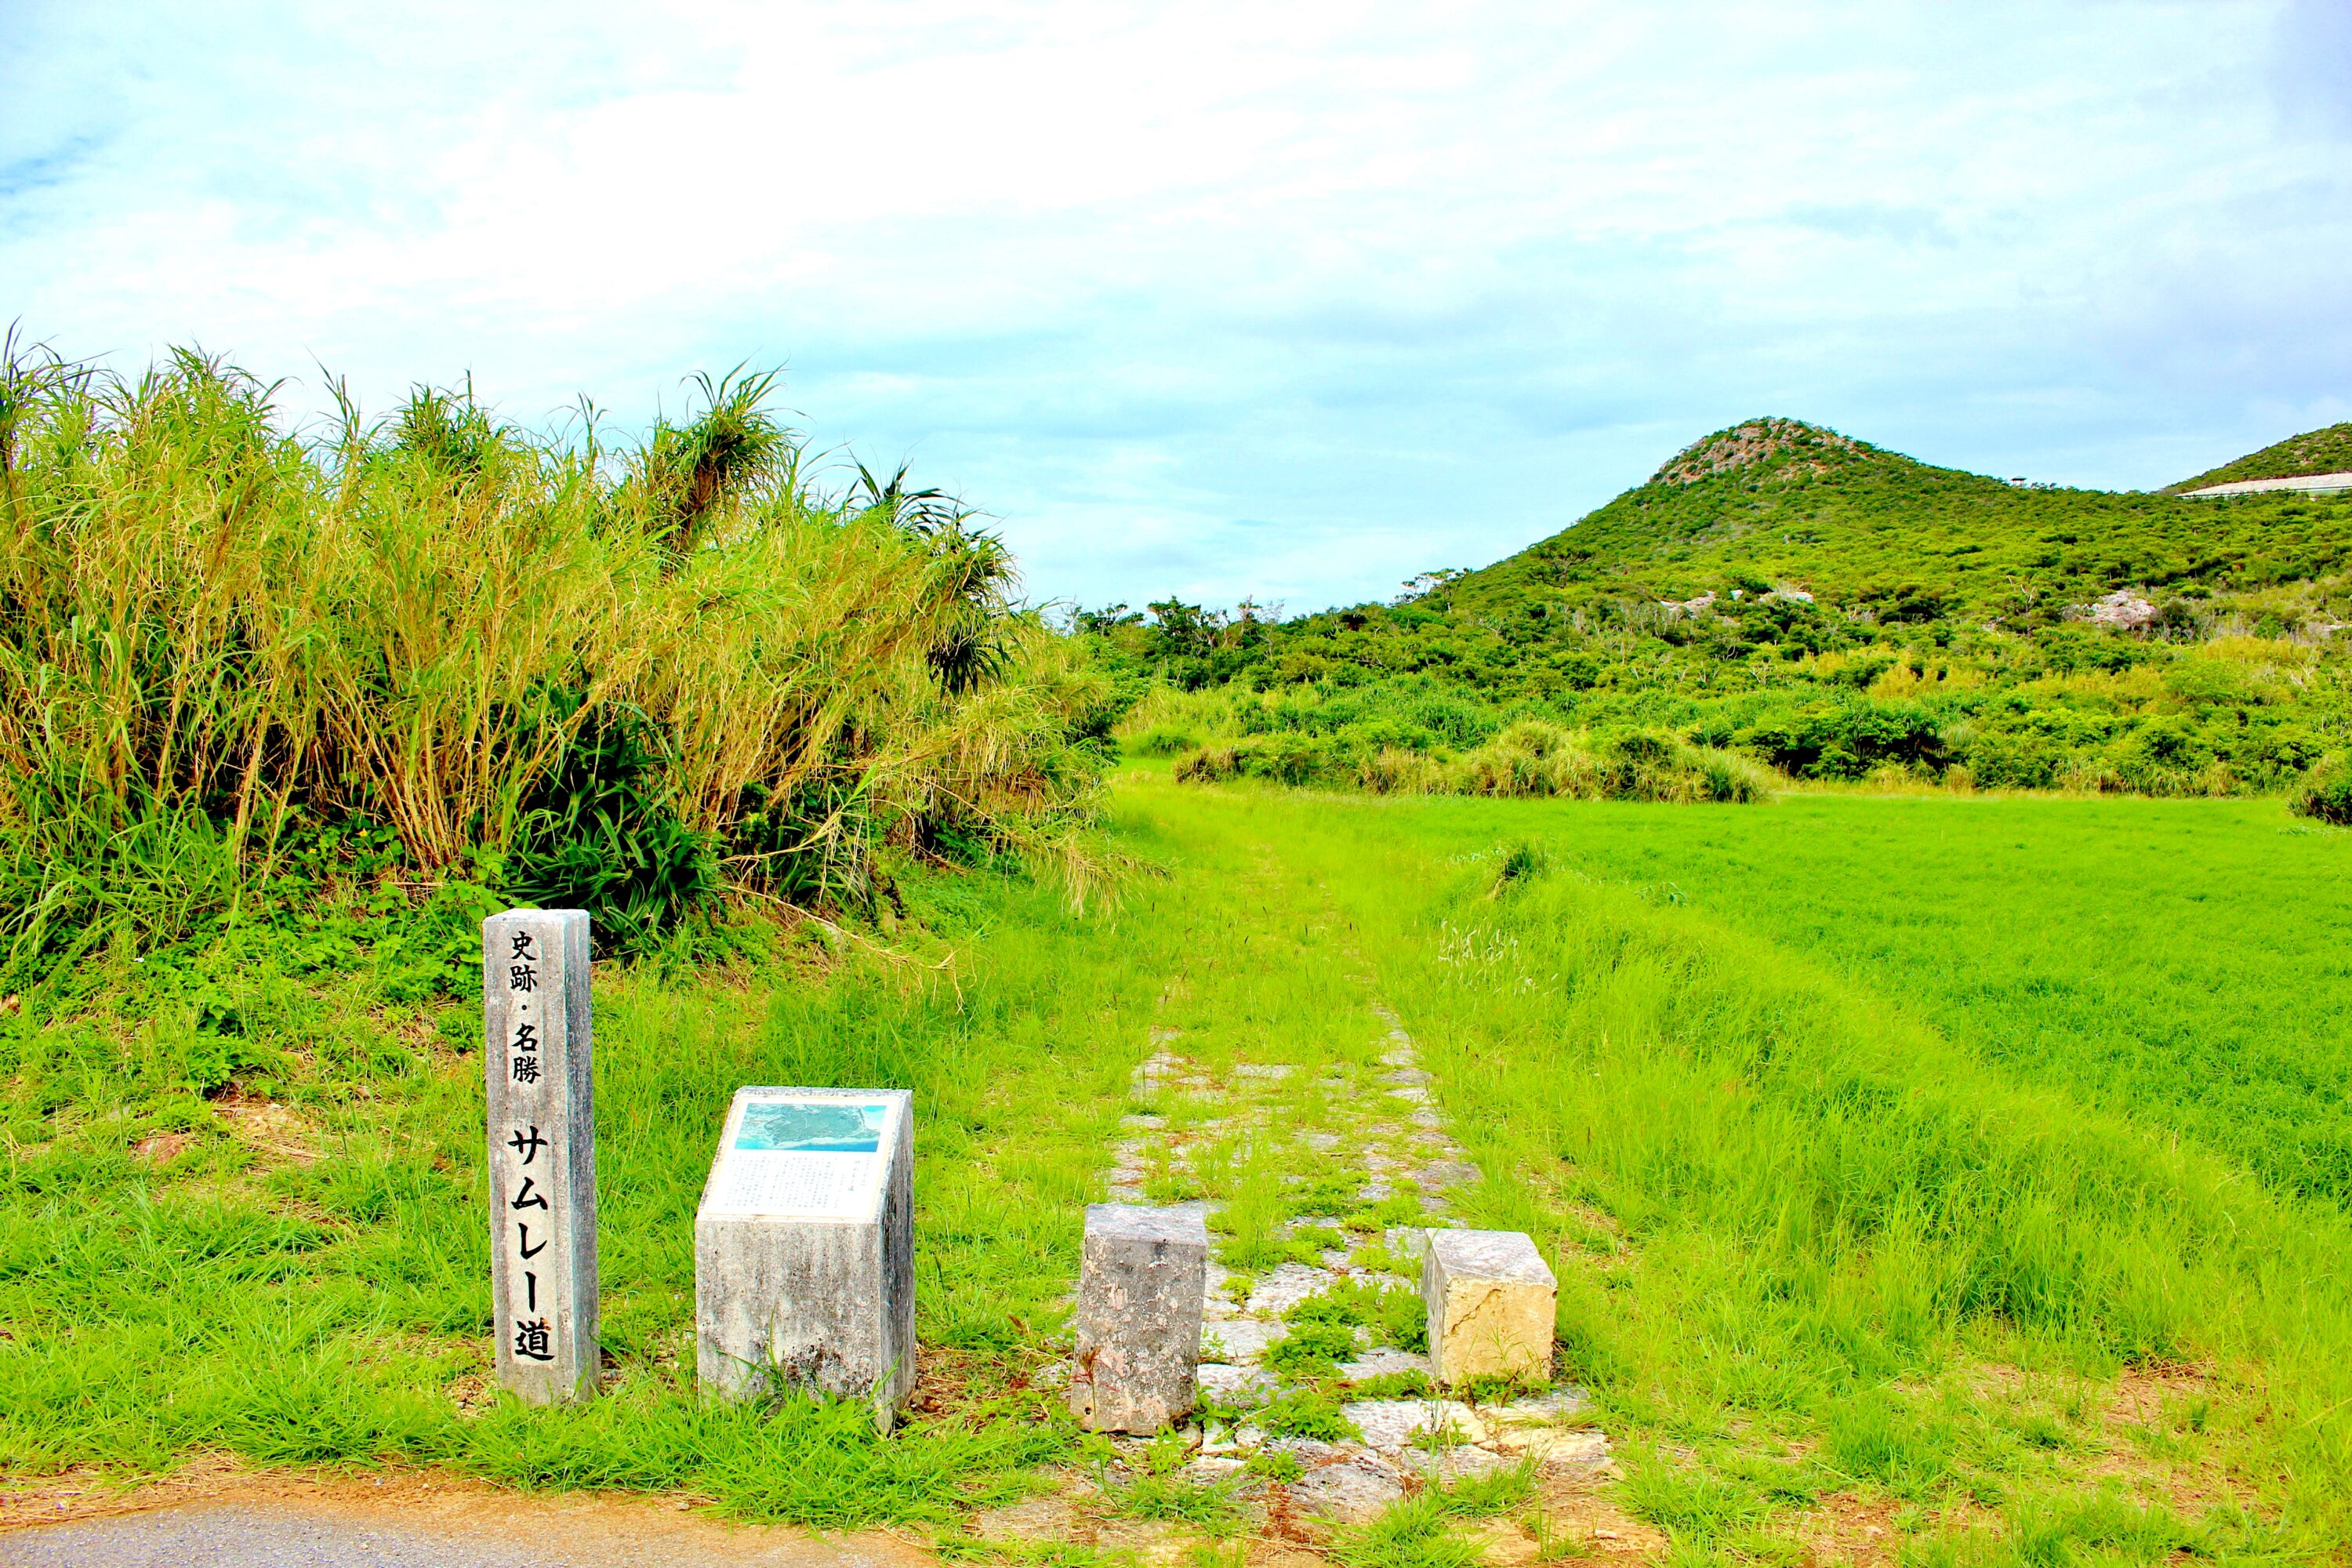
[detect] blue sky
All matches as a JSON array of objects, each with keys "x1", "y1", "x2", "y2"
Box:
[{"x1": 4, "y1": 2, "x2": 2348, "y2": 614}]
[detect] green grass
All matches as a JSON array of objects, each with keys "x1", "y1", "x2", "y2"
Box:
[
  {"x1": 1276, "y1": 784, "x2": 2350, "y2": 1557},
  {"x1": 1097, "y1": 1431, "x2": 1248, "y2": 1534},
  {"x1": 0, "y1": 863, "x2": 1143, "y2": 1520},
  {"x1": 0, "y1": 763, "x2": 1410, "y2": 1523},
  {"x1": 1321, "y1": 789, "x2": 2352, "y2": 1208},
  {"x1": 1132, "y1": 771, "x2": 2352, "y2": 1559},
  {"x1": 1332, "y1": 1468, "x2": 1536, "y2": 1568},
  {"x1": 9, "y1": 766, "x2": 2352, "y2": 1563}
]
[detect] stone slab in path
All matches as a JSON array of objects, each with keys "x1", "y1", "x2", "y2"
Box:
[{"x1": 1341, "y1": 1396, "x2": 1490, "y2": 1452}]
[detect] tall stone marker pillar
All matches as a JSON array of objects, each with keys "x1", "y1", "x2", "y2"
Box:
[
  {"x1": 696, "y1": 1087, "x2": 916, "y2": 1430},
  {"x1": 1070, "y1": 1203, "x2": 1208, "y2": 1434},
  {"x1": 1422, "y1": 1229, "x2": 1556, "y2": 1387},
  {"x1": 484, "y1": 909, "x2": 597, "y2": 1404}
]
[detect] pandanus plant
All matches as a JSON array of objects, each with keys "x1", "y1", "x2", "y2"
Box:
[
  {"x1": 848, "y1": 461, "x2": 1017, "y2": 695},
  {"x1": 626, "y1": 368, "x2": 794, "y2": 561}
]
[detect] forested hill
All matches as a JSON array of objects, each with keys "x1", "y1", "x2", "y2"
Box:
[{"x1": 1085, "y1": 417, "x2": 2352, "y2": 799}]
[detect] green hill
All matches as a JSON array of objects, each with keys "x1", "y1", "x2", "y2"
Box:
[
  {"x1": 1087, "y1": 417, "x2": 2352, "y2": 800},
  {"x1": 2167, "y1": 420, "x2": 2352, "y2": 493},
  {"x1": 1450, "y1": 415, "x2": 2352, "y2": 630}
]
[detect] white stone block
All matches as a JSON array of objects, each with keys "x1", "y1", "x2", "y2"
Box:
[
  {"x1": 695, "y1": 1087, "x2": 915, "y2": 1428},
  {"x1": 1421, "y1": 1229, "x2": 1556, "y2": 1385},
  {"x1": 484, "y1": 909, "x2": 597, "y2": 1405}
]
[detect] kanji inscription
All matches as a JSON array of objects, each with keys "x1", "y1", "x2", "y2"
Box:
[{"x1": 484, "y1": 909, "x2": 598, "y2": 1404}]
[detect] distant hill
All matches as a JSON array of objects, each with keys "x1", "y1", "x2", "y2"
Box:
[
  {"x1": 1085, "y1": 416, "x2": 2352, "y2": 797},
  {"x1": 1443, "y1": 415, "x2": 2352, "y2": 633},
  {"x1": 2167, "y1": 422, "x2": 2352, "y2": 494}
]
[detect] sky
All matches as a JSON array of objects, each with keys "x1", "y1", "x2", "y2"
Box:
[{"x1": 3, "y1": 2, "x2": 2349, "y2": 615}]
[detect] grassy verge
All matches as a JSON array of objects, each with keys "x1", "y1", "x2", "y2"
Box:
[
  {"x1": 0, "y1": 765, "x2": 1411, "y2": 1528},
  {"x1": 0, "y1": 865, "x2": 1147, "y2": 1522},
  {"x1": 9, "y1": 768, "x2": 2352, "y2": 1565}
]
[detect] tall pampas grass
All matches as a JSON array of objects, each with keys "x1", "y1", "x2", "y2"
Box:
[{"x1": 0, "y1": 340, "x2": 1112, "y2": 955}]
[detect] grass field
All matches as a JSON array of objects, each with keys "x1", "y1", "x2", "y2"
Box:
[
  {"x1": 1338, "y1": 789, "x2": 2352, "y2": 1210},
  {"x1": 1310, "y1": 779, "x2": 2352, "y2": 1563},
  {"x1": 5, "y1": 771, "x2": 2351, "y2": 1563}
]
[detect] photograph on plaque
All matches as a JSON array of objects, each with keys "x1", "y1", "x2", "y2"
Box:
[
  {"x1": 701, "y1": 1091, "x2": 903, "y2": 1222},
  {"x1": 735, "y1": 1099, "x2": 890, "y2": 1152}
]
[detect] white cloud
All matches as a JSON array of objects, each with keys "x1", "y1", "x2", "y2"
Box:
[{"x1": 3, "y1": 0, "x2": 2347, "y2": 611}]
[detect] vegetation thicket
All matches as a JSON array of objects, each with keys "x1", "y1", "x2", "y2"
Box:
[
  {"x1": 1152, "y1": 691, "x2": 1770, "y2": 803},
  {"x1": 0, "y1": 344, "x2": 1116, "y2": 991},
  {"x1": 1081, "y1": 418, "x2": 2352, "y2": 804}
]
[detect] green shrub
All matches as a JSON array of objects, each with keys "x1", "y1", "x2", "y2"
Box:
[
  {"x1": 1735, "y1": 701, "x2": 1946, "y2": 781},
  {"x1": 2111, "y1": 720, "x2": 2224, "y2": 797},
  {"x1": 1126, "y1": 724, "x2": 1198, "y2": 758},
  {"x1": 1458, "y1": 720, "x2": 1595, "y2": 797},
  {"x1": 1285, "y1": 1275, "x2": 1425, "y2": 1351},
  {"x1": 1245, "y1": 1450, "x2": 1303, "y2": 1483},
  {"x1": 2292, "y1": 754, "x2": 2352, "y2": 824},
  {"x1": 1359, "y1": 746, "x2": 1450, "y2": 794},
  {"x1": 1262, "y1": 1320, "x2": 1356, "y2": 1375},
  {"x1": 1173, "y1": 719, "x2": 1772, "y2": 805}
]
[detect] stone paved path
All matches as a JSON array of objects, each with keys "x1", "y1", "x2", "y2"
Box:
[{"x1": 1090, "y1": 1003, "x2": 1612, "y2": 1523}]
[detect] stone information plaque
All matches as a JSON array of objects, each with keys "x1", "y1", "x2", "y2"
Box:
[
  {"x1": 483, "y1": 909, "x2": 598, "y2": 1404},
  {"x1": 695, "y1": 1086, "x2": 915, "y2": 1428}
]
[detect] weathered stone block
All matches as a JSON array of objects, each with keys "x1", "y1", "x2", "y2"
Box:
[
  {"x1": 695, "y1": 1087, "x2": 915, "y2": 1429},
  {"x1": 1070, "y1": 1203, "x2": 1209, "y2": 1433},
  {"x1": 1421, "y1": 1229, "x2": 1555, "y2": 1385},
  {"x1": 483, "y1": 909, "x2": 597, "y2": 1405}
]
